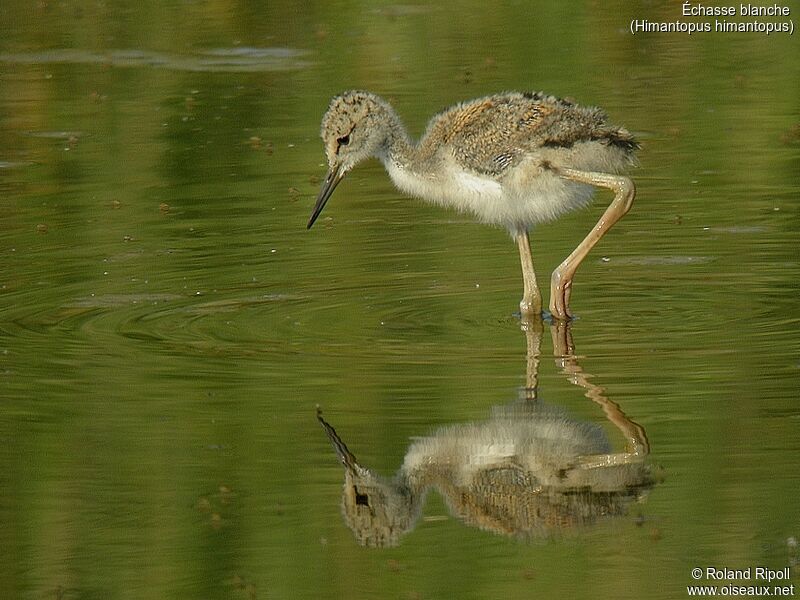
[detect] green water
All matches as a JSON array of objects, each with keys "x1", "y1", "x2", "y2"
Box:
[{"x1": 1, "y1": 2, "x2": 799, "y2": 599}]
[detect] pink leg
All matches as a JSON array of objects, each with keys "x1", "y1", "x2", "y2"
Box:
[
  {"x1": 549, "y1": 169, "x2": 636, "y2": 320},
  {"x1": 550, "y1": 320, "x2": 649, "y2": 458},
  {"x1": 516, "y1": 230, "x2": 542, "y2": 317}
]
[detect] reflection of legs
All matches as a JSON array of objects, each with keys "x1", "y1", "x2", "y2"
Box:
[
  {"x1": 549, "y1": 169, "x2": 636, "y2": 320},
  {"x1": 550, "y1": 320, "x2": 650, "y2": 464},
  {"x1": 520, "y1": 315, "x2": 543, "y2": 402},
  {"x1": 516, "y1": 230, "x2": 542, "y2": 317}
]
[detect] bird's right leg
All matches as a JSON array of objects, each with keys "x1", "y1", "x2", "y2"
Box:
[
  {"x1": 549, "y1": 169, "x2": 636, "y2": 320},
  {"x1": 550, "y1": 319, "x2": 649, "y2": 461},
  {"x1": 516, "y1": 230, "x2": 542, "y2": 317}
]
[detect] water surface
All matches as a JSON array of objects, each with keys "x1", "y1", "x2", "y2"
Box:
[{"x1": 1, "y1": 2, "x2": 799, "y2": 599}]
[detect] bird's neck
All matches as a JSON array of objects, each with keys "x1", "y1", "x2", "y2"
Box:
[{"x1": 374, "y1": 109, "x2": 418, "y2": 172}]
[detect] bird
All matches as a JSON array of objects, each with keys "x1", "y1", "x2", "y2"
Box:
[
  {"x1": 317, "y1": 400, "x2": 652, "y2": 547},
  {"x1": 307, "y1": 90, "x2": 638, "y2": 320},
  {"x1": 316, "y1": 320, "x2": 655, "y2": 547}
]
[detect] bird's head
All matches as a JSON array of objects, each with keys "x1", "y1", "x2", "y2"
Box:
[
  {"x1": 317, "y1": 408, "x2": 418, "y2": 547},
  {"x1": 307, "y1": 91, "x2": 395, "y2": 229}
]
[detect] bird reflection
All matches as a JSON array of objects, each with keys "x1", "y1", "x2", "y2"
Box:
[{"x1": 318, "y1": 318, "x2": 657, "y2": 547}]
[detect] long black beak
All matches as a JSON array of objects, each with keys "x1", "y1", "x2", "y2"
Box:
[
  {"x1": 307, "y1": 165, "x2": 344, "y2": 229},
  {"x1": 317, "y1": 407, "x2": 361, "y2": 474}
]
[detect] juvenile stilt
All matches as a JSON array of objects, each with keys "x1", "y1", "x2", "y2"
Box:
[
  {"x1": 307, "y1": 90, "x2": 639, "y2": 319},
  {"x1": 318, "y1": 319, "x2": 654, "y2": 547}
]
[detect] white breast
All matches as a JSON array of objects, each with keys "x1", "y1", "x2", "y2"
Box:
[
  {"x1": 383, "y1": 157, "x2": 594, "y2": 232},
  {"x1": 385, "y1": 159, "x2": 503, "y2": 213}
]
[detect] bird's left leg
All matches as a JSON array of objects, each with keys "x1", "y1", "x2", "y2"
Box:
[
  {"x1": 516, "y1": 230, "x2": 543, "y2": 317},
  {"x1": 549, "y1": 169, "x2": 636, "y2": 320}
]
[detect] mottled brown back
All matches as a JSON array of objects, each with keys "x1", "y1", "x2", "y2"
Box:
[{"x1": 420, "y1": 91, "x2": 638, "y2": 176}]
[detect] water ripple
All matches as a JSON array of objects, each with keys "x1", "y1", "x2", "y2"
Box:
[{"x1": 0, "y1": 47, "x2": 312, "y2": 72}]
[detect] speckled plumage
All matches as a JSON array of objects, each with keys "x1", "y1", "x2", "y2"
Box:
[
  {"x1": 308, "y1": 90, "x2": 639, "y2": 319},
  {"x1": 419, "y1": 91, "x2": 636, "y2": 178}
]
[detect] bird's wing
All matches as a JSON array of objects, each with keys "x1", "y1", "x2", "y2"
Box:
[
  {"x1": 424, "y1": 92, "x2": 627, "y2": 176},
  {"x1": 421, "y1": 93, "x2": 558, "y2": 175}
]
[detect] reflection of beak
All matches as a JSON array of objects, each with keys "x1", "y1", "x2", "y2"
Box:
[
  {"x1": 317, "y1": 407, "x2": 362, "y2": 474},
  {"x1": 307, "y1": 165, "x2": 344, "y2": 229}
]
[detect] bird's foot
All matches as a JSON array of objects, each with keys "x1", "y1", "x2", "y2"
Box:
[
  {"x1": 519, "y1": 296, "x2": 543, "y2": 320},
  {"x1": 548, "y1": 303, "x2": 573, "y2": 322},
  {"x1": 549, "y1": 273, "x2": 574, "y2": 321}
]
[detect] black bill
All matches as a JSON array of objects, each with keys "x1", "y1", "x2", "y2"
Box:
[
  {"x1": 307, "y1": 165, "x2": 344, "y2": 229},
  {"x1": 316, "y1": 407, "x2": 360, "y2": 474}
]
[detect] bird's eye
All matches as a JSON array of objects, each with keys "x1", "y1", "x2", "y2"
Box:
[{"x1": 337, "y1": 134, "x2": 350, "y2": 147}]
